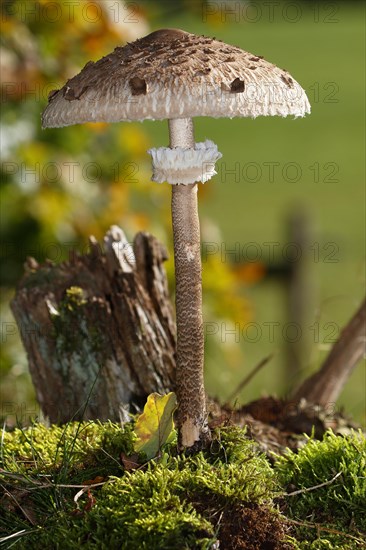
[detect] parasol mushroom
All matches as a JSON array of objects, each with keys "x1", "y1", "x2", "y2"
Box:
[{"x1": 42, "y1": 28, "x2": 310, "y2": 450}]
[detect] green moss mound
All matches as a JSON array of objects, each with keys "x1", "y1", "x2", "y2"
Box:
[
  {"x1": 1, "y1": 423, "x2": 365, "y2": 549},
  {"x1": 275, "y1": 430, "x2": 366, "y2": 549},
  {"x1": 1, "y1": 423, "x2": 290, "y2": 549}
]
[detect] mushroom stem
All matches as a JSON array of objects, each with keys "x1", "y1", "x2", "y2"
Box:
[{"x1": 168, "y1": 117, "x2": 210, "y2": 449}]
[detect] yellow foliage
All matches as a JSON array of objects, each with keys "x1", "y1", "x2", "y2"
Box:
[
  {"x1": 234, "y1": 262, "x2": 266, "y2": 284},
  {"x1": 30, "y1": 188, "x2": 71, "y2": 228},
  {"x1": 85, "y1": 122, "x2": 108, "y2": 133},
  {"x1": 17, "y1": 142, "x2": 49, "y2": 169},
  {"x1": 203, "y1": 255, "x2": 250, "y2": 324},
  {"x1": 105, "y1": 181, "x2": 129, "y2": 219},
  {"x1": 118, "y1": 125, "x2": 151, "y2": 157}
]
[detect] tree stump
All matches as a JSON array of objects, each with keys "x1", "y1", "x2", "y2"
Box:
[{"x1": 11, "y1": 226, "x2": 176, "y2": 423}]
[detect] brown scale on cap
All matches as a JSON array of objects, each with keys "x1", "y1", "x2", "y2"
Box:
[
  {"x1": 230, "y1": 78, "x2": 245, "y2": 93},
  {"x1": 195, "y1": 68, "x2": 211, "y2": 76},
  {"x1": 280, "y1": 74, "x2": 294, "y2": 88},
  {"x1": 42, "y1": 28, "x2": 310, "y2": 127},
  {"x1": 63, "y1": 85, "x2": 89, "y2": 101},
  {"x1": 48, "y1": 89, "x2": 59, "y2": 102},
  {"x1": 129, "y1": 76, "x2": 147, "y2": 95}
]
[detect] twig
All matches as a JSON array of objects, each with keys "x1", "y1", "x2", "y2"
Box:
[
  {"x1": 285, "y1": 471, "x2": 342, "y2": 496},
  {"x1": 293, "y1": 297, "x2": 366, "y2": 405},
  {"x1": 0, "y1": 469, "x2": 44, "y2": 485},
  {"x1": 286, "y1": 517, "x2": 366, "y2": 546},
  {"x1": 0, "y1": 529, "x2": 32, "y2": 544},
  {"x1": 74, "y1": 485, "x2": 91, "y2": 504},
  {"x1": 0, "y1": 484, "x2": 36, "y2": 525},
  {"x1": 225, "y1": 352, "x2": 276, "y2": 406},
  {"x1": 0, "y1": 469, "x2": 109, "y2": 490}
]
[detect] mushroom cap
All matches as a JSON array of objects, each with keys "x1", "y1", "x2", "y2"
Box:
[{"x1": 42, "y1": 28, "x2": 310, "y2": 128}]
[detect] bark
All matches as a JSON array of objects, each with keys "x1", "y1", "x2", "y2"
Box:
[
  {"x1": 10, "y1": 226, "x2": 176, "y2": 424},
  {"x1": 292, "y1": 297, "x2": 366, "y2": 405}
]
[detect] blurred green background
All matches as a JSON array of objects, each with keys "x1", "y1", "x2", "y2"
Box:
[{"x1": 1, "y1": 1, "x2": 365, "y2": 425}]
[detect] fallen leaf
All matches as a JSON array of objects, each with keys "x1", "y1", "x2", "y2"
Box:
[
  {"x1": 73, "y1": 488, "x2": 96, "y2": 517},
  {"x1": 84, "y1": 490, "x2": 96, "y2": 512},
  {"x1": 82, "y1": 476, "x2": 105, "y2": 485},
  {"x1": 134, "y1": 392, "x2": 177, "y2": 460},
  {"x1": 120, "y1": 452, "x2": 140, "y2": 471}
]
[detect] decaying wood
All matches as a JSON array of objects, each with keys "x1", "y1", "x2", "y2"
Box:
[
  {"x1": 11, "y1": 226, "x2": 176, "y2": 423},
  {"x1": 292, "y1": 297, "x2": 366, "y2": 406}
]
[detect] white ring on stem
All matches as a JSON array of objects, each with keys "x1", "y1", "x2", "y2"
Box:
[{"x1": 148, "y1": 139, "x2": 222, "y2": 185}]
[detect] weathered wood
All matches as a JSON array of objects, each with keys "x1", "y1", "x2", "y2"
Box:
[
  {"x1": 292, "y1": 297, "x2": 366, "y2": 405},
  {"x1": 10, "y1": 226, "x2": 176, "y2": 423}
]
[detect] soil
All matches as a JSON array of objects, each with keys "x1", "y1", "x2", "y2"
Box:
[
  {"x1": 218, "y1": 504, "x2": 293, "y2": 550},
  {"x1": 208, "y1": 395, "x2": 361, "y2": 458},
  {"x1": 192, "y1": 492, "x2": 293, "y2": 550}
]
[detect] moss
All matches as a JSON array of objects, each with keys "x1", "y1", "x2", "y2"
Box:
[
  {"x1": 69, "y1": 466, "x2": 216, "y2": 549},
  {"x1": 1, "y1": 423, "x2": 287, "y2": 549},
  {"x1": 2, "y1": 420, "x2": 134, "y2": 477},
  {"x1": 2, "y1": 423, "x2": 364, "y2": 549},
  {"x1": 53, "y1": 287, "x2": 93, "y2": 355},
  {"x1": 275, "y1": 430, "x2": 366, "y2": 549},
  {"x1": 61, "y1": 287, "x2": 87, "y2": 310},
  {"x1": 49, "y1": 286, "x2": 106, "y2": 371}
]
